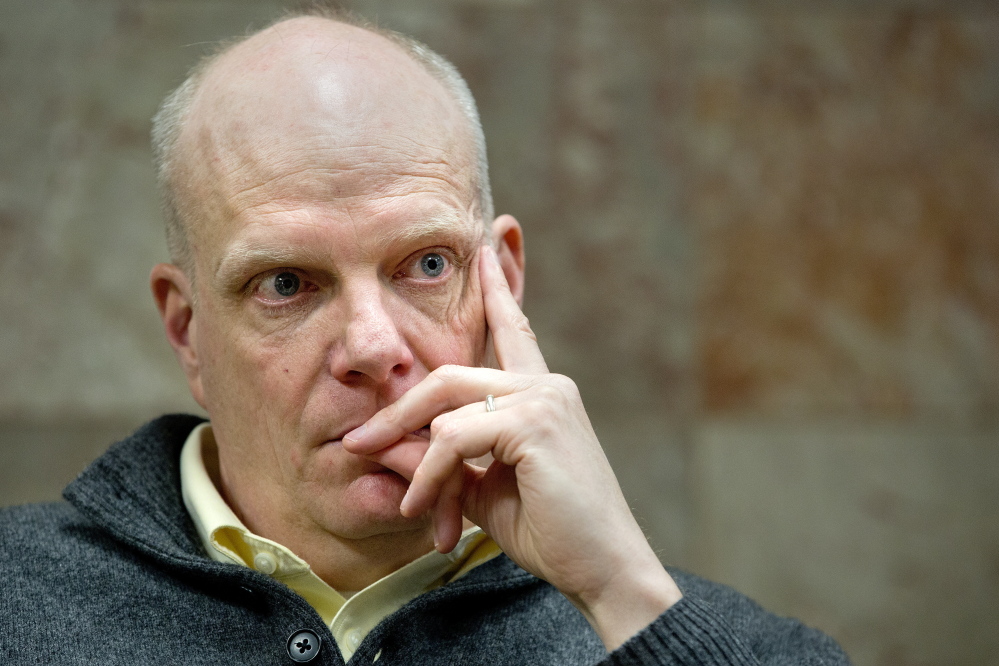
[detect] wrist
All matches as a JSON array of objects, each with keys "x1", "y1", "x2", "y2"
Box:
[{"x1": 572, "y1": 554, "x2": 683, "y2": 652}]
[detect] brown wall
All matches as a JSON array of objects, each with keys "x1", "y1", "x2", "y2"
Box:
[{"x1": 1, "y1": 1, "x2": 996, "y2": 664}]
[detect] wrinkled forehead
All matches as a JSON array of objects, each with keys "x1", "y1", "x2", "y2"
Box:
[{"x1": 176, "y1": 18, "x2": 476, "y2": 243}]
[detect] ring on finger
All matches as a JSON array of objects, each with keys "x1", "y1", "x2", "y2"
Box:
[{"x1": 485, "y1": 394, "x2": 496, "y2": 413}]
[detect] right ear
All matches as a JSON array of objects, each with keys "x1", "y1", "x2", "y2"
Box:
[{"x1": 150, "y1": 263, "x2": 206, "y2": 408}]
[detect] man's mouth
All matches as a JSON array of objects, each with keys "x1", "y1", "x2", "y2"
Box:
[{"x1": 328, "y1": 424, "x2": 431, "y2": 445}]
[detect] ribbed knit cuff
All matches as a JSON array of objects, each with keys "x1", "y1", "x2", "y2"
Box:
[{"x1": 602, "y1": 596, "x2": 759, "y2": 666}]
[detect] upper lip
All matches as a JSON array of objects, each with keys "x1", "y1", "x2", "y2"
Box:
[{"x1": 328, "y1": 420, "x2": 370, "y2": 443}]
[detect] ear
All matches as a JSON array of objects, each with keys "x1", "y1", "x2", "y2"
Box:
[
  {"x1": 490, "y1": 214, "x2": 526, "y2": 306},
  {"x1": 150, "y1": 263, "x2": 206, "y2": 409}
]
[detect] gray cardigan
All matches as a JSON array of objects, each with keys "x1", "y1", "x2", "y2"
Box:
[{"x1": 0, "y1": 414, "x2": 849, "y2": 665}]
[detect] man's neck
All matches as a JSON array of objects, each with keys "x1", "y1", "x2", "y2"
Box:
[{"x1": 267, "y1": 520, "x2": 437, "y2": 591}]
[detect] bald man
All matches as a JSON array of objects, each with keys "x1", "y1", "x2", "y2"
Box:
[{"x1": 1, "y1": 8, "x2": 849, "y2": 665}]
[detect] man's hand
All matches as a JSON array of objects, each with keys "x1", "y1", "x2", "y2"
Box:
[{"x1": 343, "y1": 245, "x2": 682, "y2": 650}]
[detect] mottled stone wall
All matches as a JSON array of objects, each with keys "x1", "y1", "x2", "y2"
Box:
[{"x1": 1, "y1": 1, "x2": 996, "y2": 664}]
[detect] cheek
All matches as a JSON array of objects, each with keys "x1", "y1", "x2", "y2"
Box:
[
  {"x1": 394, "y1": 266, "x2": 488, "y2": 368},
  {"x1": 193, "y1": 312, "x2": 249, "y2": 412},
  {"x1": 243, "y1": 330, "x2": 328, "y2": 414},
  {"x1": 447, "y1": 270, "x2": 488, "y2": 366},
  {"x1": 453, "y1": 299, "x2": 489, "y2": 366},
  {"x1": 196, "y1": 307, "x2": 319, "y2": 420},
  {"x1": 410, "y1": 291, "x2": 487, "y2": 369}
]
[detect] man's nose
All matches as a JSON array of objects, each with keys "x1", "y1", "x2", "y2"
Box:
[{"x1": 329, "y1": 286, "x2": 414, "y2": 384}]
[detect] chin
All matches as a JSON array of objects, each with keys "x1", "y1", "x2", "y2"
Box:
[{"x1": 318, "y1": 470, "x2": 428, "y2": 540}]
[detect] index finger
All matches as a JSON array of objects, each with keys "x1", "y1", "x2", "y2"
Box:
[
  {"x1": 342, "y1": 365, "x2": 525, "y2": 454},
  {"x1": 480, "y1": 244, "x2": 548, "y2": 375}
]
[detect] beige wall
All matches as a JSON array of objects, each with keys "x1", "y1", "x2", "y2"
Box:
[{"x1": 1, "y1": 1, "x2": 996, "y2": 664}]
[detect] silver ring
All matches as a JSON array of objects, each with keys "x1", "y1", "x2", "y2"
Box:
[{"x1": 485, "y1": 395, "x2": 496, "y2": 413}]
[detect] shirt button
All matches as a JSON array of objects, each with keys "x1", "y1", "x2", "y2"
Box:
[
  {"x1": 287, "y1": 630, "x2": 321, "y2": 663},
  {"x1": 253, "y1": 552, "x2": 278, "y2": 575},
  {"x1": 347, "y1": 628, "x2": 363, "y2": 650}
]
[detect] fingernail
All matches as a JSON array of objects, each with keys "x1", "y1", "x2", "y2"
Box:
[
  {"x1": 432, "y1": 520, "x2": 443, "y2": 553},
  {"x1": 484, "y1": 245, "x2": 501, "y2": 267},
  {"x1": 400, "y1": 488, "x2": 413, "y2": 515},
  {"x1": 343, "y1": 424, "x2": 366, "y2": 443}
]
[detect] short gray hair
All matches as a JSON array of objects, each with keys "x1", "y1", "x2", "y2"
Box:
[{"x1": 151, "y1": 6, "x2": 493, "y2": 277}]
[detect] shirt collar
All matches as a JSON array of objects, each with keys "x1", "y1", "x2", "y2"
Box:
[{"x1": 179, "y1": 422, "x2": 501, "y2": 661}]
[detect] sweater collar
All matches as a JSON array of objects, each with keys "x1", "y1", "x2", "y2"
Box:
[
  {"x1": 61, "y1": 413, "x2": 535, "y2": 594},
  {"x1": 63, "y1": 413, "x2": 209, "y2": 567}
]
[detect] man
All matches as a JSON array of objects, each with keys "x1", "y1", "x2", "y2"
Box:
[{"x1": 1, "y1": 8, "x2": 849, "y2": 665}]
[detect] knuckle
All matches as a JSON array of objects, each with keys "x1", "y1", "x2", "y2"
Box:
[
  {"x1": 536, "y1": 384, "x2": 563, "y2": 404},
  {"x1": 549, "y1": 373, "x2": 573, "y2": 390},
  {"x1": 524, "y1": 397, "x2": 555, "y2": 427},
  {"x1": 550, "y1": 374, "x2": 581, "y2": 401},
  {"x1": 430, "y1": 413, "x2": 448, "y2": 437},
  {"x1": 380, "y1": 400, "x2": 401, "y2": 423},
  {"x1": 431, "y1": 364, "x2": 462, "y2": 385},
  {"x1": 436, "y1": 418, "x2": 462, "y2": 443},
  {"x1": 508, "y1": 313, "x2": 537, "y2": 341}
]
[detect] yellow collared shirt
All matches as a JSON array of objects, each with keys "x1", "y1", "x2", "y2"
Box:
[{"x1": 179, "y1": 423, "x2": 501, "y2": 661}]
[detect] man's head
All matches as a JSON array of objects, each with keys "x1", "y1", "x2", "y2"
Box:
[
  {"x1": 152, "y1": 9, "x2": 495, "y2": 280},
  {"x1": 149, "y1": 11, "x2": 525, "y2": 585}
]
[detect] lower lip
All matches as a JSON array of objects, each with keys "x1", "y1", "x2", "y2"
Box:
[{"x1": 319, "y1": 438, "x2": 416, "y2": 499}]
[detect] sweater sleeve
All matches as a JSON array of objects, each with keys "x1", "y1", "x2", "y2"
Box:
[{"x1": 597, "y1": 574, "x2": 851, "y2": 666}]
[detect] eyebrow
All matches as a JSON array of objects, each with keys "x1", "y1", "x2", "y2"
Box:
[
  {"x1": 213, "y1": 243, "x2": 331, "y2": 290},
  {"x1": 370, "y1": 213, "x2": 483, "y2": 249}
]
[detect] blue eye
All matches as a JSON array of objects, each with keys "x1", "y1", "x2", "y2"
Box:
[
  {"x1": 420, "y1": 253, "x2": 446, "y2": 277},
  {"x1": 273, "y1": 272, "x2": 300, "y2": 296}
]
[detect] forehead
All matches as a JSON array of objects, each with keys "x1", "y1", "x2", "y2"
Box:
[
  {"x1": 202, "y1": 134, "x2": 479, "y2": 280},
  {"x1": 177, "y1": 18, "x2": 479, "y2": 267}
]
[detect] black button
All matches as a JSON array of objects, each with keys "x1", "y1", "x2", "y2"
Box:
[{"x1": 287, "y1": 630, "x2": 322, "y2": 663}]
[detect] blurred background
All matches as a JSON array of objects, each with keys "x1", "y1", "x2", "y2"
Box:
[{"x1": 1, "y1": 0, "x2": 997, "y2": 663}]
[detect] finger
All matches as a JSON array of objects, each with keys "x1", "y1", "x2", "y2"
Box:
[
  {"x1": 430, "y1": 467, "x2": 465, "y2": 553},
  {"x1": 362, "y1": 415, "x2": 495, "y2": 480},
  {"x1": 402, "y1": 409, "x2": 523, "y2": 517},
  {"x1": 362, "y1": 437, "x2": 429, "y2": 481},
  {"x1": 480, "y1": 245, "x2": 548, "y2": 375},
  {"x1": 342, "y1": 365, "x2": 529, "y2": 454},
  {"x1": 362, "y1": 437, "x2": 469, "y2": 553}
]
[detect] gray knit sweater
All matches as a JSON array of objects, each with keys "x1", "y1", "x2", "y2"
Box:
[{"x1": 0, "y1": 415, "x2": 849, "y2": 665}]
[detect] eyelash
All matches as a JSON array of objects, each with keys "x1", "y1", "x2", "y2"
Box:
[
  {"x1": 395, "y1": 248, "x2": 456, "y2": 281},
  {"x1": 251, "y1": 270, "x2": 315, "y2": 306}
]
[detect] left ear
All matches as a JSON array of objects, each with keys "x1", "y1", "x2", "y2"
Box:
[{"x1": 490, "y1": 214, "x2": 525, "y2": 306}]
